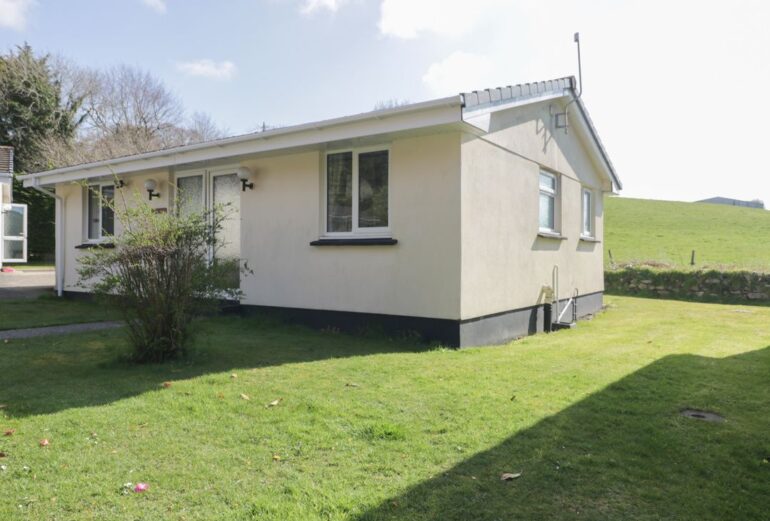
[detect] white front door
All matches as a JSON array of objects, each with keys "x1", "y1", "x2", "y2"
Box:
[{"x1": 2, "y1": 203, "x2": 28, "y2": 262}]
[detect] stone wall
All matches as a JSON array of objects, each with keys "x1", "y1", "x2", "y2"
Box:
[{"x1": 605, "y1": 267, "x2": 770, "y2": 302}]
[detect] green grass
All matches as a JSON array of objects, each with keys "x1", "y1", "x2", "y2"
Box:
[
  {"x1": 605, "y1": 197, "x2": 770, "y2": 271},
  {"x1": 0, "y1": 296, "x2": 119, "y2": 331},
  {"x1": 1, "y1": 296, "x2": 769, "y2": 520}
]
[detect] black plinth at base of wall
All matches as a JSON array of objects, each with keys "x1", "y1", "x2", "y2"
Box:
[
  {"x1": 241, "y1": 292, "x2": 604, "y2": 348},
  {"x1": 62, "y1": 291, "x2": 604, "y2": 348}
]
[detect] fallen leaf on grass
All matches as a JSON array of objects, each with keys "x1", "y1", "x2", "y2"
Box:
[
  {"x1": 4, "y1": 429, "x2": 15, "y2": 436},
  {"x1": 272, "y1": 454, "x2": 281, "y2": 461},
  {"x1": 162, "y1": 382, "x2": 172, "y2": 388},
  {"x1": 500, "y1": 472, "x2": 522, "y2": 481},
  {"x1": 230, "y1": 373, "x2": 238, "y2": 379},
  {"x1": 266, "y1": 398, "x2": 282, "y2": 408},
  {"x1": 39, "y1": 439, "x2": 50, "y2": 447},
  {"x1": 0, "y1": 452, "x2": 6, "y2": 458},
  {"x1": 240, "y1": 394, "x2": 250, "y2": 401},
  {"x1": 0, "y1": 464, "x2": 6, "y2": 471}
]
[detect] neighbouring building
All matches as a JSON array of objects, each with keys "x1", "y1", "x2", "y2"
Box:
[
  {"x1": 697, "y1": 196, "x2": 764, "y2": 209},
  {"x1": 21, "y1": 77, "x2": 621, "y2": 346},
  {"x1": 1, "y1": 146, "x2": 28, "y2": 269}
]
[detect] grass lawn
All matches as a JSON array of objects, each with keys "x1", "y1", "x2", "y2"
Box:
[
  {"x1": 0, "y1": 296, "x2": 120, "y2": 331},
  {"x1": 1, "y1": 296, "x2": 769, "y2": 520},
  {"x1": 605, "y1": 197, "x2": 770, "y2": 271}
]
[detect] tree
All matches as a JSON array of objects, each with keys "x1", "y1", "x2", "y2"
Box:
[
  {"x1": 0, "y1": 44, "x2": 83, "y2": 259},
  {"x1": 48, "y1": 64, "x2": 225, "y2": 167},
  {"x1": 77, "y1": 191, "x2": 244, "y2": 363}
]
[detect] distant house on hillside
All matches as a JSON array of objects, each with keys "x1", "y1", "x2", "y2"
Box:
[{"x1": 697, "y1": 196, "x2": 764, "y2": 210}]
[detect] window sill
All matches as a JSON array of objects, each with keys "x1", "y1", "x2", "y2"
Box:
[
  {"x1": 579, "y1": 236, "x2": 601, "y2": 243},
  {"x1": 75, "y1": 242, "x2": 115, "y2": 249},
  {"x1": 537, "y1": 231, "x2": 567, "y2": 240},
  {"x1": 310, "y1": 238, "x2": 398, "y2": 246}
]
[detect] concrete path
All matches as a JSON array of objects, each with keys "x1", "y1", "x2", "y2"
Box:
[
  {"x1": 0, "y1": 321, "x2": 123, "y2": 341},
  {"x1": 0, "y1": 270, "x2": 55, "y2": 300}
]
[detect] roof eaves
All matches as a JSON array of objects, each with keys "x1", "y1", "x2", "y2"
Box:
[{"x1": 25, "y1": 95, "x2": 463, "y2": 180}]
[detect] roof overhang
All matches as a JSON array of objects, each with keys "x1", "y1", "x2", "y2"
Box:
[{"x1": 23, "y1": 96, "x2": 464, "y2": 187}]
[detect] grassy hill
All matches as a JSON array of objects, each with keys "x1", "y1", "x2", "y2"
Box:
[{"x1": 605, "y1": 197, "x2": 770, "y2": 271}]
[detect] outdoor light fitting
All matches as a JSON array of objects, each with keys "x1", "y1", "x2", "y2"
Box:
[
  {"x1": 144, "y1": 179, "x2": 160, "y2": 200},
  {"x1": 237, "y1": 167, "x2": 254, "y2": 191}
]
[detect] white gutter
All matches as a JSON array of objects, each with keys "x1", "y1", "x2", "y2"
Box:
[
  {"x1": 23, "y1": 95, "x2": 463, "y2": 187},
  {"x1": 29, "y1": 182, "x2": 64, "y2": 297}
]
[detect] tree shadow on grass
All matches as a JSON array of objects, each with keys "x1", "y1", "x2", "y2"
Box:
[
  {"x1": 354, "y1": 346, "x2": 770, "y2": 521},
  {"x1": 0, "y1": 314, "x2": 426, "y2": 418}
]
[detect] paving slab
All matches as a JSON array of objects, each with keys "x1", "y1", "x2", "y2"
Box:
[{"x1": 0, "y1": 270, "x2": 55, "y2": 300}]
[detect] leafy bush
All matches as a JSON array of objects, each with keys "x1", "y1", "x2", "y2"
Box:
[{"x1": 78, "y1": 191, "x2": 245, "y2": 363}]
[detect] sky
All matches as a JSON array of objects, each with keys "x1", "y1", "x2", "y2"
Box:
[{"x1": 1, "y1": 0, "x2": 769, "y2": 204}]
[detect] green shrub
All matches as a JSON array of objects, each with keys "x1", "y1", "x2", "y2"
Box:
[{"x1": 78, "y1": 191, "x2": 246, "y2": 363}]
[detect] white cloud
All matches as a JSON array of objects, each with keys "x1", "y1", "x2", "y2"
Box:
[
  {"x1": 176, "y1": 60, "x2": 237, "y2": 80},
  {"x1": 0, "y1": 0, "x2": 35, "y2": 31},
  {"x1": 141, "y1": 0, "x2": 166, "y2": 14},
  {"x1": 301, "y1": 0, "x2": 347, "y2": 15},
  {"x1": 422, "y1": 51, "x2": 499, "y2": 96},
  {"x1": 379, "y1": 0, "x2": 506, "y2": 39}
]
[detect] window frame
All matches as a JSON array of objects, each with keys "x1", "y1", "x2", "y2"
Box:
[
  {"x1": 538, "y1": 170, "x2": 560, "y2": 234},
  {"x1": 85, "y1": 181, "x2": 115, "y2": 242},
  {"x1": 174, "y1": 165, "x2": 242, "y2": 260},
  {"x1": 581, "y1": 187, "x2": 594, "y2": 238},
  {"x1": 321, "y1": 146, "x2": 391, "y2": 238}
]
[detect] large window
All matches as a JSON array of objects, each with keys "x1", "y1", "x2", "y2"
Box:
[
  {"x1": 325, "y1": 148, "x2": 389, "y2": 236},
  {"x1": 581, "y1": 188, "x2": 594, "y2": 237},
  {"x1": 87, "y1": 183, "x2": 115, "y2": 240},
  {"x1": 539, "y1": 171, "x2": 558, "y2": 232}
]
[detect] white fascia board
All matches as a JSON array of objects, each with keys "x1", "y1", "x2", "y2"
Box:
[
  {"x1": 571, "y1": 97, "x2": 622, "y2": 191},
  {"x1": 24, "y1": 96, "x2": 463, "y2": 187}
]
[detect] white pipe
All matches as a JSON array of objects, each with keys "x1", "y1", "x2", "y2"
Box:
[{"x1": 29, "y1": 183, "x2": 64, "y2": 297}]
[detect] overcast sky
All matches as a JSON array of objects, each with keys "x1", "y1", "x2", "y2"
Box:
[{"x1": 1, "y1": 0, "x2": 769, "y2": 204}]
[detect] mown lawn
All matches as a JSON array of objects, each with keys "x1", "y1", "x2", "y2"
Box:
[
  {"x1": 1, "y1": 296, "x2": 769, "y2": 520},
  {"x1": 605, "y1": 196, "x2": 770, "y2": 271},
  {"x1": 0, "y1": 296, "x2": 119, "y2": 331}
]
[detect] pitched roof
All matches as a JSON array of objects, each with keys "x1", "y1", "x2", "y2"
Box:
[
  {"x1": 461, "y1": 77, "x2": 621, "y2": 190},
  {"x1": 23, "y1": 76, "x2": 620, "y2": 191}
]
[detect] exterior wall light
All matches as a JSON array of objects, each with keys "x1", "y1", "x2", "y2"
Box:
[
  {"x1": 237, "y1": 167, "x2": 254, "y2": 191},
  {"x1": 144, "y1": 179, "x2": 160, "y2": 200}
]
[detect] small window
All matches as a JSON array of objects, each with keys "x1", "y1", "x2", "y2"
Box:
[
  {"x1": 582, "y1": 189, "x2": 593, "y2": 237},
  {"x1": 539, "y1": 171, "x2": 558, "y2": 232},
  {"x1": 87, "y1": 184, "x2": 115, "y2": 240},
  {"x1": 325, "y1": 149, "x2": 389, "y2": 236}
]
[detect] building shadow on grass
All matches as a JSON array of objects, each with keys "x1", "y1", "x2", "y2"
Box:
[
  {"x1": 353, "y1": 346, "x2": 770, "y2": 521},
  {"x1": 0, "y1": 314, "x2": 427, "y2": 418}
]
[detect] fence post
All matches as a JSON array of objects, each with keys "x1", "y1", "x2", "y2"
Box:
[{"x1": 690, "y1": 250, "x2": 696, "y2": 266}]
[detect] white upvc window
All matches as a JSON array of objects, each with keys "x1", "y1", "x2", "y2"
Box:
[
  {"x1": 86, "y1": 182, "x2": 115, "y2": 241},
  {"x1": 539, "y1": 171, "x2": 559, "y2": 233},
  {"x1": 581, "y1": 188, "x2": 594, "y2": 237},
  {"x1": 323, "y1": 147, "x2": 390, "y2": 237}
]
